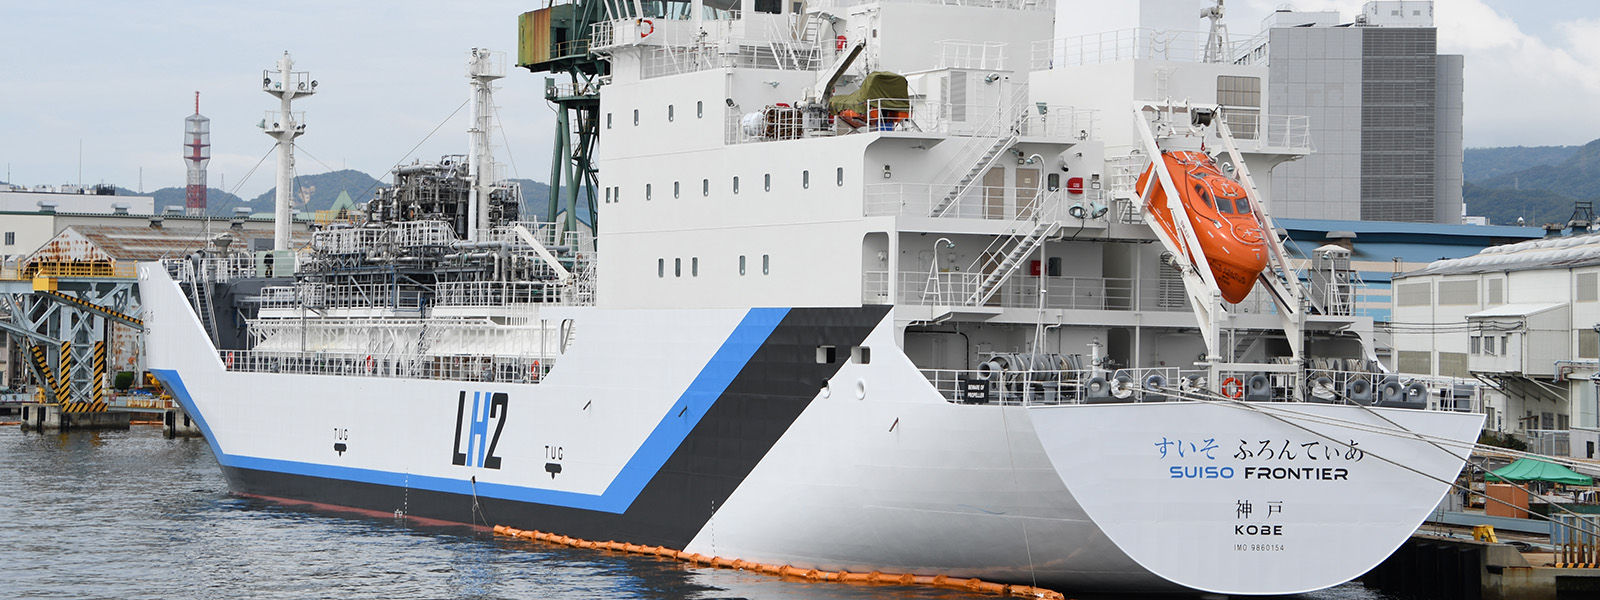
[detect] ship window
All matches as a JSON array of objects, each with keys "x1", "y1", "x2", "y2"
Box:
[
  {"x1": 739, "y1": 255, "x2": 746, "y2": 275},
  {"x1": 674, "y1": 181, "x2": 680, "y2": 198},
  {"x1": 646, "y1": 183, "x2": 652, "y2": 200},
  {"x1": 633, "y1": 109, "x2": 639, "y2": 125},
  {"x1": 697, "y1": 101, "x2": 703, "y2": 118},
  {"x1": 668, "y1": 105, "x2": 675, "y2": 121},
  {"x1": 606, "y1": 112, "x2": 612, "y2": 128},
  {"x1": 692, "y1": 257, "x2": 699, "y2": 276},
  {"x1": 733, "y1": 176, "x2": 740, "y2": 194},
  {"x1": 1234, "y1": 197, "x2": 1251, "y2": 214},
  {"x1": 1194, "y1": 184, "x2": 1213, "y2": 209},
  {"x1": 836, "y1": 167, "x2": 844, "y2": 186},
  {"x1": 764, "y1": 173, "x2": 771, "y2": 191},
  {"x1": 763, "y1": 254, "x2": 770, "y2": 275},
  {"x1": 851, "y1": 346, "x2": 871, "y2": 364},
  {"x1": 605, "y1": 187, "x2": 613, "y2": 204},
  {"x1": 703, "y1": 179, "x2": 709, "y2": 196},
  {"x1": 1047, "y1": 173, "x2": 1060, "y2": 191},
  {"x1": 803, "y1": 170, "x2": 810, "y2": 189},
  {"x1": 816, "y1": 345, "x2": 837, "y2": 363},
  {"x1": 3, "y1": 232, "x2": 12, "y2": 245},
  {"x1": 1214, "y1": 190, "x2": 1233, "y2": 214},
  {"x1": 658, "y1": 259, "x2": 665, "y2": 278},
  {"x1": 675, "y1": 258, "x2": 682, "y2": 277}
]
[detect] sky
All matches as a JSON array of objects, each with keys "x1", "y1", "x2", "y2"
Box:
[{"x1": 1, "y1": 0, "x2": 1595, "y2": 201}]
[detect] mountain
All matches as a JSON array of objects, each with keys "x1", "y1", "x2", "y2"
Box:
[
  {"x1": 1463, "y1": 182, "x2": 1585, "y2": 228},
  {"x1": 1475, "y1": 139, "x2": 1600, "y2": 201},
  {"x1": 148, "y1": 187, "x2": 249, "y2": 216},
  {"x1": 1463, "y1": 145, "x2": 1581, "y2": 183},
  {"x1": 246, "y1": 169, "x2": 389, "y2": 215},
  {"x1": 1463, "y1": 138, "x2": 1600, "y2": 226}
]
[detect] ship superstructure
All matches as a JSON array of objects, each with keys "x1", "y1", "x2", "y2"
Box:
[{"x1": 139, "y1": 2, "x2": 1485, "y2": 595}]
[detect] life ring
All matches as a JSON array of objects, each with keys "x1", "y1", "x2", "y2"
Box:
[
  {"x1": 531, "y1": 360, "x2": 541, "y2": 381},
  {"x1": 1221, "y1": 377, "x2": 1243, "y2": 399},
  {"x1": 225, "y1": 351, "x2": 234, "y2": 369},
  {"x1": 638, "y1": 18, "x2": 654, "y2": 38},
  {"x1": 365, "y1": 355, "x2": 376, "y2": 374}
]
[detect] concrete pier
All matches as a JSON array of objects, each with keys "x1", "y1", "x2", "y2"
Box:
[
  {"x1": 1364, "y1": 534, "x2": 1600, "y2": 600},
  {"x1": 161, "y1": 408, "x2": 203, "y2": 438},
  {"x1": 18, "y1": 403, "x2": 132, "y2": 432}
]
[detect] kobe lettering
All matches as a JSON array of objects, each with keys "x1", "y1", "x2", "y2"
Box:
[{"x1": 452, "y1": 391, "x2": 508, "y2": 469}]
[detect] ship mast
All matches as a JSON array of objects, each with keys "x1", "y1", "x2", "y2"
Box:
[
  {"x1": 467, "y1": 48, "x2": 505, "y2": 242},
  {"x1": 262, "y1": 52, "x2": 316, "y2": 251}
]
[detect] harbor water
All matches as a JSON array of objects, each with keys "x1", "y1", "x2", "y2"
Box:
[{"x1": 0, "y1": 425, "x2": 1395, "y2": 599}]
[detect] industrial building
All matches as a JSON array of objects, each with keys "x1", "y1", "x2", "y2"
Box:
[
  {"x1": 1391, "y1": 229, "x2": 1600, "y2": 459},
  {"x1": 1245, "y1": 1, "x2": 1464, "y2": 224}
]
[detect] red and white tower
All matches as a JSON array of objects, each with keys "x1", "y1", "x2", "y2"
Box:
[{"x1": 183, "y1": 92, "x2": 210, "y2": 217}]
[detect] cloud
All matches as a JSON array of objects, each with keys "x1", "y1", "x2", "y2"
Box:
[{"x1": 1437, "y1": 0, "x2": 1600, "y2": 146}]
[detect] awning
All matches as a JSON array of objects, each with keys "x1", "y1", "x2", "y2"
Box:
[{"x1": 1486, "y1": 458, "x2": 1594, "y2": 486}]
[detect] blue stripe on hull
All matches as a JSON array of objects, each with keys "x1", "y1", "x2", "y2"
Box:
[{"x1": 153, "y1": 307, "x2": 790, "y2": 514}]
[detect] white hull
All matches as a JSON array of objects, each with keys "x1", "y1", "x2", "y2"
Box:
[{"x1": 141, "y1": 262, "x2": 1482, "y2": 595}]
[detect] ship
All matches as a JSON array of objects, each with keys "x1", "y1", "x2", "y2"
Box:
[{"x1": 140, "y1": 1, "x2": 1484, "y2": 595}]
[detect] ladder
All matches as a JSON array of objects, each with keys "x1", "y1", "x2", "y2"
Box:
[
  {"x1": 187, "y1": 260, "x2": 219, "y2": 344},
  {"x1": 968, "y1": 220, "x2": 1059, "y2": 306}
]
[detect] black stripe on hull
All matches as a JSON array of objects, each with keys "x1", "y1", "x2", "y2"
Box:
[{"x1": 221, "y1": 306, "x2": 891, "y2": 550}]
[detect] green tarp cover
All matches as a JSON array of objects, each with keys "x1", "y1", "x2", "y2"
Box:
[
  {"x1": 829, "y1": 71, "x2": 910, "y2": 115},
  {"x1": 1486, "y1": 458, "x2": 1594, "y2": 486}
]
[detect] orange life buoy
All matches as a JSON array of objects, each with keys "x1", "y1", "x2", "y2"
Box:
[
  {"x1": 531, "y1": 360, "x2": 541, "y2": 381},
  {"x1": 638, "y1": 18, "x2": 654, "y2": 38},
  {"x1": 225, "y1": 351, "x2": 234, "y2": 369},
  {"x1": 1221, "y1": 377, "x2": 1243, "y2": 399},
  {"x1": 366, "y1": 355, "x2": 376, "y2": 374}
]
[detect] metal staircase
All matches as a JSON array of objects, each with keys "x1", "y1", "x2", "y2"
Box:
[
  {"x1": 968, "y1": 220, "x2": 1059, "y2": 305},
  {"x1": 187, "y1": 274, "x2": 219, "y2": 344},
  {"x1": 930, "y1": 86, "x2": 1032, "y2": 218}
]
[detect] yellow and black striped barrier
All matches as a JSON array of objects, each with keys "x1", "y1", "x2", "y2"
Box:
[
  {"x1": 38, "y1": 290, "x2": 144, "y2": 329},
  {"x1": 29, "y1": 343, "x2": 69, "y2": 405},
  {"x1": 62, "y1": 401, "x2": 108, "y2": 413},
  {"x1": 92, "y1": 340, "x2": 107, "y2": 405}
]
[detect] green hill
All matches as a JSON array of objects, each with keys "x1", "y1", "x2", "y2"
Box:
[
  {"x1": 246, "y1": 169, "x2": 389, "y2": 215},
  {"x1": 149, "y1": 187, "x2": 249, "y2": 215},
  {"x1": 1464, "y1": 145, "x2": 1581, "y2": 183},
  {"x1": 1476, "y1": 139, "x2": 1600, "y2": 199}
]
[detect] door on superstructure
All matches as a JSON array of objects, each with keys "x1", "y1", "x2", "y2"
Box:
[
  {"x1": 1016, "y1": 167, "x2": 1039, "y2": 219},
  {"x1": 983, "y1": 167, "x2": 1005, "y2": 219},
  {"x1": 980, "y1": 251, "x2": 1003, "y2": 306}
]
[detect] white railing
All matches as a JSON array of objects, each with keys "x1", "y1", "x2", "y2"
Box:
[
  {"x1": 1020, "y1": 105, "x2": 1097, "y2": 140},
  {"x1": 165, "y1": 256, "x2": 260, "y2": 284},
  {"x1": 865, "y1": 269, "x2": 1295, "y2": 314},
  {"x1": 1030, "y1": 28, "x2": 1258, "y2": 70},
  {"x1": 920, "y1": 366, "x2": 1186, "y2": 405},
  {"x1": 640, "y1": 41, "x2": 825, "y2": 80},
  {"x1": 813, "y1": 0, "x2": 1055, "y2": 11},
  {"x1": 1224, "y1": 113, "x2": 1312, "y2": 153},
  {"x1": 313, "y1": 221, "x2": 459, "y2": 254},
  {"x1": 435, "y1": 281, "x2": 563, "y2": 307},
  {"x1": 939, "y1": 40, "x2": 1007, "y2": 70},
  {"x1": 220, "y1": 349, "x2": 554, "y2": 384}
]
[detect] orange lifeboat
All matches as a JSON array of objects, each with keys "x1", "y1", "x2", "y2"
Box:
[{"x1": 1137, "y1": 151, "x2": 1269, "y2": 304}]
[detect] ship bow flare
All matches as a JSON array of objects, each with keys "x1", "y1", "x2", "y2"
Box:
[{"x1": 1027, "y1": 402, "x2": 1482, "y2": 595}]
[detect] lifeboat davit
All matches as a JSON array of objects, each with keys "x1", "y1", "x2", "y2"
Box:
[{"x1": 1137, "y1": 151, "x2": 1269, "y2": 304}]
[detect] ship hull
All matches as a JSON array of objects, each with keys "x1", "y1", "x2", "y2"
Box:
[{"x1": 140, "y1": 264, "x2": 1481, "y2": 595}]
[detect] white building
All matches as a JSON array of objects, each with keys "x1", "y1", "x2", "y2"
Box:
[{"x1": 1391, "y1": 232, "x2": 1600, "y2": 458}]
